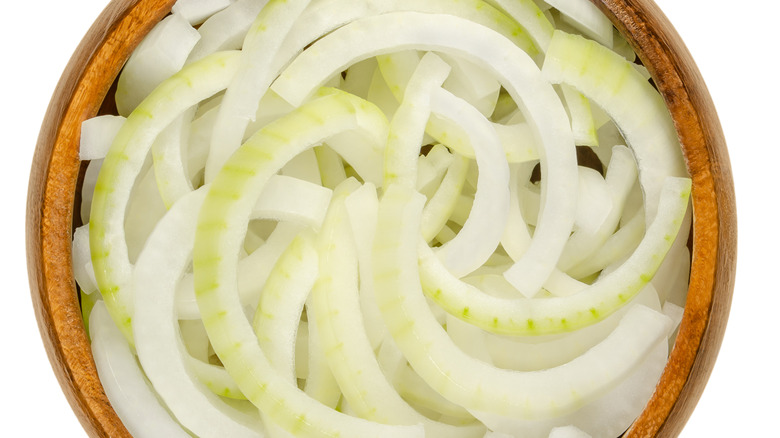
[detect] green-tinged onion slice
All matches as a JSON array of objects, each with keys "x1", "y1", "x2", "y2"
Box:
[
  {"x1": 545, "y1": 0, "x2": 613, "y2": 48},
  {"x1": 90, "y1": 302, "x2": 192, "y2": 437},
  {"x1": 312, "y1": 180, "x2": 485, "y2": 438},
  {"x1": 420, "y1": 177, "x2": 691, "y2": 335},
  {"x1": 373, "y1": 183, "x2": 672, "y2": 418},
  {"x1": 205, "y1": 0, "x2": 311, "y2": 181},
  {"x1": 173, "y1": 0, "x2": 233, "y2": 26},
  {"x1": 384, "y1": 52, "x2": 451, "y2": 188},
  {"x1": 193, "y1": 90, "x2": 421, "y2": 437},
  {"x1": 254, "y1": 232, "x2": 319, "y2": 380},
  {"x1": 187, "y1": 0, "x2": 270, "y2": 61},
  {"x1": 90, "y1": 50, "x2": 241, "y2": 342},
  {"x1": 558, "y1": 145, "x2": 637, "y2": 271},
  {"x1": 272, "y1": 12, "x2": 577, "y2": 288},
  {"x1": 132, "y1": 187, "x2": 262, "y2": 436},
  {"x1": 542, "y1": 30, "x2": 688, "y2": 224},
  {"x1": 79, "y1": 1, "x2": 696, "y2": 435},
  {"x1": 151, "y1": 107, "x2": 197, "y2": 208},
  {"x1": 116, "y1": 13, "x2": 201, "y2": 116},
  {"x1": 428, "y1": 87, "x2": 510, "y2": 277}
]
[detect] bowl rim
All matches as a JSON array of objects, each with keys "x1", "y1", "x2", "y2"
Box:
[{"x1": 26, "y1": 0, "x2": 736, "y2": 437}]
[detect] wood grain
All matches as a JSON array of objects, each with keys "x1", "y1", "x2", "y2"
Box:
[
  {"x1": 587, "y1": 1, "x2": 737, "y2": 436},
  {"x1": 26, "y1": 0, "x2": 736, "y2": 436},
  {"x1": 26, "y1": 1, "x2": 176, "y2": 437}
]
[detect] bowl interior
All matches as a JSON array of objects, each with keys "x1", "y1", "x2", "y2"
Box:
[{"x1": 27, "y1": 0, "x2": 736, "y2": 436}]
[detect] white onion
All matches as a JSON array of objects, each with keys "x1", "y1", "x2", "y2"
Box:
[{"x1": 76, "y1": 1, "x2": 692, "y2": 437}]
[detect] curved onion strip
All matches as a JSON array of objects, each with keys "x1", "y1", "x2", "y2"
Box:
[
  {"x1": 324, "y1": 130, "x2": 385, "y2": 186},
  {"x1": 314, "y1": 145, "x2": 348, "y2": 190},
  {"x1": 542, "y1": 269, "x2": 587, "y2": 298},
  {"x1": 193, "y1": 91, "x2": 421, "y2": 437},
  {"x1": 173, "y1": 0, "x2": 233, "y2": 26},
  {"x1": 205, "y1": 0, "x2": 311, "y2": 182},
  {"x1": 439, "y1": 52, "x2": 501, "y2": 104},
  {"x1": 417, "y1": 144, "x2": 454, "y2": 197},
  {"x1": 475, "y1": 340, "x2": 667, "y2": 438},
  {"x1": 283, "y1": 0, "x2": 537, "y2": 75},
  {"x1": 558, "y1": 84, "x2": 598, "y2": 147},
  {"x1": 500, "y1": 162, "x2": 534, "y2": 262},
  {"x1": 281, "y1": 148, "x2": 321, "y2": 184},
  {"x1": 90, "y1": 51, "x2": 241, "y2": 341},
  {"x1": 572, "y1": 166, "x2": 612, "y2": 235},
  {"x1": 419, "y1": 177, "x2": 691, "y2": 335},
  {"x1": 250, "y1": 175, "x2": 333, "y2": 228},
  {"x1": 80, "y1": 115, "x2": 126, "y2": 160},
  {"x1": 566, "y1": 212, "x2": 645, "y2": 280},
  {"x1": 124, "y1": 165, "x2": 168, "y2": 263},
  {"x1": 253, "y1": 231, "x2": 320, "y2": 438},
  {"x1": 420, "y1": 154, "x2": 470, "y2": 242},
  {"x1": 187, "y1": 359, "x2": 246, "y2": 400},
  {"x1": 151, "y1": 107, "x2": 197, "y2": 208},
  {"x1": 80, "y1": 159, "x2": 103, "y2": 223},
  {"x1": 312, "y1": 180, "x2": 484, "y2": 438},
  {"x1": 254, "y1": 232, "x2": 318, "y2": 378},
  {"x1": 558, "y1": 145, "x2": 638, "y2": 271},
  {"x1": 270, "y1": 12, "x2": 577, "y2": 290},
  {"x1": 115, "y1": 14, "x2": 201, "y2": 116},
  {"x1": 344, "y1": 183, "x2": 386, "y2": 349},
  {"x1": 393, "y1": 364, "x2": 477, "y2": 422},
  {"x1": 373, "y1": 184, "x2": 672, "y2": 418},
  {"x1": 546, "y1": 0, "x2": 613, "y2": 48},
  {"x1": 132, "y1": 187, "x2": 262, "y2": 437},
  {"x1": 384, "y1": 52, "x2": 451, "y2": 188},
  {"x1": 303, "y1": 293, "x2": 342, "y2": 409},
  {"x1": 542, "y1": 30, "x2": 688, "y2": 224},
  {"x1": 89, "y1": 302, "x2": 192, "y2": 438},
  {"x1": 429, "y1": 87, "x2": 510, "y2": 277},
  {"x1": 487, "y1": 0, "x2": 555, "y2": 51},
  {"x1": 188, "y1": 0, "x2": 270, "y2": 62},
  {"x1": 73, "y1": 225, "x2": 98, "y2": 295},
  {"x1": 484, "y1": 284, "x2": 662, "y2": 372}
]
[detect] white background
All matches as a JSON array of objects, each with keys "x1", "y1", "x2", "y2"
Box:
[{"x1": 2, "y1": 0, "x2": 776, "y2": 436}]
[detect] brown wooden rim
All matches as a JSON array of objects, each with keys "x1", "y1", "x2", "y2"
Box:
[
  {"x1": 26, "y1": 0, "x2": 736, "y2": 436},
  {"x1": 26, "y1": 1, "x2": 176, "y2": 436},
  {"x1": 588, "y1": 1, "x2": 737, "y2": 436}
]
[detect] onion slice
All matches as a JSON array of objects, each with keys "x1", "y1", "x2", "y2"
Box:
[
  {"x1": 419, "y1": 177, "x2": 691, "y2": 335},
  {"x1": 90, "y1": 51, "x2": 241, "y2": 342},
  {"x1": 373, "y1": 184, "x2": 673, "y2": 418},
  {"x1": 193, "y1": 90, "x2": 422, "y2": 437}
]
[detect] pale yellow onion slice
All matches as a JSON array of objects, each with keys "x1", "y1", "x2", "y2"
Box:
[
  {"x1": 418, "y1": 177, "x2": 691, "y2": 336},
  {"x1": 90, "y1": 302, "x2": 192, "y2": 437},
  {"x1": 373, "y1": 183, "x2": 673, "y2": 418},
  {"x1": 383, "y1": 52, "x2": 451, "y2": 188},
  {"x1": 132, "y1": 188, "x2": 262, "y2": 437},
  {"x1": 311, "y1": 180, "x2": 485, "y2": 438},
  {"x1": 115, "y1": 13, "x2": 201, "y2": 116},
  {"x1": 187, "y1": 0, "x2": 270, "y2": 61},
  {"x1": 205, "y1": 0, "x2": 311, "y2": 181},
  {"x1": 542, "y1": 30, "x2": 688, "y2": 224},
  {"x1": 428, "y1": 87, "x2": 510, "y2": 277},
  {"x1": 90, "y1": 51, "x2": 241, "y2": 341},
  {"x1": 193, "y1": 91, "x2": 421, "y2": 437},
  {"x1": 274, "y1": 11, "x2": 576, "y2": 294}
]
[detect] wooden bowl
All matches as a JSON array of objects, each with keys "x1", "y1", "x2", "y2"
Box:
[{"x1": 26, "y1": 0, "x2": 737, "y2": 436}]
